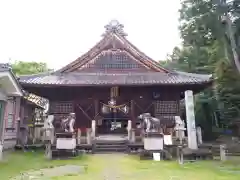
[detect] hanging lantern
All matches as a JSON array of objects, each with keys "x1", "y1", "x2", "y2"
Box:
[
  {"x1": 121, "y1": 105, "x2": 129, "y2": 114},
  {"x1": 108, "y1": 98, "x2": 116, "y2": 106},
  {"x1": 101, "y1": 105, "x2": 109, "y2": 114}
]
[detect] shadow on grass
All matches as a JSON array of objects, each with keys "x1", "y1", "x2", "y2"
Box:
[{"x1": 0, "y1": 150, "x2": 88, "y2": 179}]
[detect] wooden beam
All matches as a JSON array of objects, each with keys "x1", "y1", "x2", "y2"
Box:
[{"x1": 130, "y1": 100, "x2": 136, "y2": 128}]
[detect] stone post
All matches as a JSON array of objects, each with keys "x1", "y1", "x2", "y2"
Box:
[
  {"x1": 178, "y1": 145, "x2": 184, "y2": 165},
  {"x1": 184, "y1": 90, "x2": 198, "y2": 150},
  {"x1": 220, "y1": 144, "x2": 226, "y2": 161},
  {"x1": 45, "y1": 141, "x2": 52, "y2": 160},
  {"x1": 127, "y1": 120, "x2": 132, "y2": 141},
  {"x1": 45, "y1": 128, "x2": 54, "y2": 145},
  {"x1": 0, "y1": 143, "x2": 3, "y2": 161},
  {"x1": 86, "y1": 128, "x2": 92, "y2": 145},
  {"x1": 91, "y1": 120, "x2": 96, "y2": 139},
  {"x1": 196, "y1": 126, "x2": 203, "y2": 144},
  {"x1": 77, "y1": 129, "x2": 81, "y2": 145},
  {"x1": 141, "y1": 128, "x2": 145, "y2": 143},
  {"x1": 131, "y1": 129, "x2": 136, "y2": 143}
]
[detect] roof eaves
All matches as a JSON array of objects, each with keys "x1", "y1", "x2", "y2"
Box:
[
  {"x1": 0, "y1": 63, "x2": 24, "y2": 96},
  {"x1": 174, "y1": 71, "x2": 212, "y2": 80}
]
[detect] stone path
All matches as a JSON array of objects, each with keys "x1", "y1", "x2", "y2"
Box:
[
  {"x1": 100, "y1": 154, "x2": 124, "y2": 180},
  {"x1": 10, "y1": 165, "x2": 83, "y2": 180}
]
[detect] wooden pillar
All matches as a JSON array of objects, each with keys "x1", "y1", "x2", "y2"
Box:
[
  {"x1": 91, "y1": 120, "x2": 96, "y2": 139},
  {"x1": 127, "y1": 120, "x2": 132, "y2": 141},
  {"x1": 0, "y1": 100, "x2": 6, "y2": 161},
  {"x1": 94, "y1": 99, "x2": 98, "y2": 136},
  {"x1": 130, "y1": 100, "x2": 135, "y2": 128},
  {"x1": 86, "y1": 128, "x2": 92, "y2": 145},
  {"x1": 77, "y1": 129, "x2": 81, "y2": 145}
]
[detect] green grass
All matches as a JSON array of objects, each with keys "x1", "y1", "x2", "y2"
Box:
[
  {"x1": 1, "y1": 151, "x2": 240, "y2": 180},
  {"x1": 0, "y1": 151, "x2": 88, "y2": 179}
]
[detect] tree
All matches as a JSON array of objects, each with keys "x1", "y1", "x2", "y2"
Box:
[
  {"x1": 162, "y1": 0, "x2": 240, "y2": 139},
  {"x1": 11, "y1": 61, "x2": 52, "y2": 76}
]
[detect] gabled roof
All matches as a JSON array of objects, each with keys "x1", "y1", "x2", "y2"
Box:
[
  {"x1": 57, "y1": 20, "x2": 169, "y2": 73},
  {"x1": 19, "y1": 20, "x2": 213, "y2": 87}
]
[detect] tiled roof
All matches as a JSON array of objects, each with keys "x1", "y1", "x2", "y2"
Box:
[
  {"x1": 19, "y1": 72, "x2": 212, "y2": 86},
  {"x1": 18, "y1": 21, "x2": 212, "y2": 87}
]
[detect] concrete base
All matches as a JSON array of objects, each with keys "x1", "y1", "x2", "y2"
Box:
[
  {"x1": 56, "y1": 138, "x2": 76, "y2": 150},
  {"x1": 143, "y1": 133, "x2": 163, "y2": 151}
]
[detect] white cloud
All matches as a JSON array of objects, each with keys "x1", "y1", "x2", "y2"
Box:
[{"x1": 0, "y1": 0, "x2": 181, "y2": 69}]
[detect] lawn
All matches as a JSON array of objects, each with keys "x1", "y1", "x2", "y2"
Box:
[{"x1": 0, "y1": 151, "x2": 240, "y2": 180}]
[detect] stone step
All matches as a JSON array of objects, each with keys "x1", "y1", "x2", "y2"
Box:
[
  {"x1": 95, "y1": 144, "x2": 126, "y2": 148},
  {"x1": 52, "y1": 149, "x2": 78, "y2": 159},
  {"x1": 94, "y1": 146, "x2": 127, "y2": 152},
  {"x1": 94, "y1": 141, "x2": 127, "y2": 153},
  {"x1": 94, "y1": 140, "x2": 126, "y2": 145}
]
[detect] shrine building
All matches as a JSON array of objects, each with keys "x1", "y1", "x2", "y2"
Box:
[{"x1": 18, "y1": 20, "x2": 212, "y2": 135}]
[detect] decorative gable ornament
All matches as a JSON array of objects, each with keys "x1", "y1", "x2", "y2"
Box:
[{"x1": 102, "y1": 20, "x2": 127, "y2": 37}]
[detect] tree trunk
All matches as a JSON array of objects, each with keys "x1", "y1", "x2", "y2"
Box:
[{"x1": 225, "y1": 14, "x2": 240, "y2": 73}]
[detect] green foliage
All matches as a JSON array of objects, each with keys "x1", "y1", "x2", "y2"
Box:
[
  {"x1": 11, "y1": 61, "x2": 52, "y2": 76},
  {"x1": 163, "y1": 0, "x2": 240, "y2": 137}
]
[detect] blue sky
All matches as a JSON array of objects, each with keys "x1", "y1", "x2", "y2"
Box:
[{"x1": 0, "y1": 0, "x2": 181, "y2": 69}]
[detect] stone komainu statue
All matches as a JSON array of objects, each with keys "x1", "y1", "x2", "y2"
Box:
[
  {"x1": 138, "y1": 113, "x2": 161, "y2": 132},
  {"x1": 61, "y1": 113, "x2": 76, "y2": 133}
]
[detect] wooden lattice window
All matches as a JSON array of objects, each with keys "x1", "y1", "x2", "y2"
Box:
[
  {"x1": 154, "y1": 101, "x2": 179, "y2": 115},
  {"x1": 82, "y1": 51, "x2": 146, "y2": 71},
  {"x1": 49, "y1": 101, "x2": 73, "y2": 114}
]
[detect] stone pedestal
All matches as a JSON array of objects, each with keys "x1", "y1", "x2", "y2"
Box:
[
  {"x1": 56, "y1": 132, "x2": 76, "y2": 150},
  {"x1": 143, "y1": 133, "x2": 163, "y2": 151}
]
